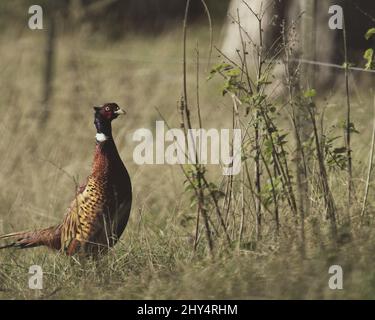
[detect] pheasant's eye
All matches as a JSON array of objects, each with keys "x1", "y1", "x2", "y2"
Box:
[{"x1": 105, "y1": 106, "x2": 110, "y2": 112}]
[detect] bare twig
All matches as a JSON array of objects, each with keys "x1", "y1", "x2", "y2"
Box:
[
  {"x1": 361, "y1": 95, "x2": 375, "y2": 219},
  {"x1": 343, "y1": 14, "x2": 353, "y2": 220}
]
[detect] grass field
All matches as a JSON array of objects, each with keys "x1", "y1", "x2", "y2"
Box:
[{"x1": 1, "y1": 16, "x2": 375, "y2": 300}]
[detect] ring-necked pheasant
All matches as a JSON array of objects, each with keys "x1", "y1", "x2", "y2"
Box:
[{"x1": 0, "y1": 103, "x2": 132, "y2": 256}]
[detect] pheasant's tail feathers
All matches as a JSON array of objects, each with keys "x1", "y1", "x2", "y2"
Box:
[{"x1": 0, "y1": 226, "x2": 61, "y2": 251}]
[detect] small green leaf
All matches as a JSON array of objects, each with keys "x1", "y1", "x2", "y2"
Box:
[
  {"x1": 226, "y1": 68, "x2": 240, "y2": 77},
  {"x1": 304, "y1": 89, "x2": 317, "y2": 98},
  {"x1": 365, "y1": 28, "x2": 375, "y2": 40},
  {"x1": 207, "y1": 62, "x2": 233, "y2": 80},
  {"x1": 364, "y1": 48, "x2": 374, "y2": 70}
]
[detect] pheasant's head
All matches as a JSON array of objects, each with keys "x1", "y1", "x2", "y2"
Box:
[
  {"x1": 94, "y1": 103, "x2": 125, "y2": 121},
  {"x1": 93, "y1": 103, "x2": 126, "y2": 142}
]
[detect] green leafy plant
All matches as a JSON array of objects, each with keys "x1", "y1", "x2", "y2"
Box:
[{"x1": 364, "y1": 28, "x2": 375, "y2": 70}]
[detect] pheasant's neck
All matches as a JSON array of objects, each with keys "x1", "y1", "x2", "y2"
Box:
[
  {"x1": 94, "y1": 117, "x2": 113, "y2": 143},
  {"x1": 92, "y1": 138, "x2": 123, "y2": 178},
  {"x1": 92, "y1": 116, "x2": 124, "y2": 178}
]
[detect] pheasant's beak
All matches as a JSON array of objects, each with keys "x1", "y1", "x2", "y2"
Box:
[{"x1": 114, "y1": 108, "x2": 126, "y2": 116}]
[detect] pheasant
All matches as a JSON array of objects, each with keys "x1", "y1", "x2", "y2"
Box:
[{"x1": 0, "y1": 103, "x2": 132, "y2": 256}]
